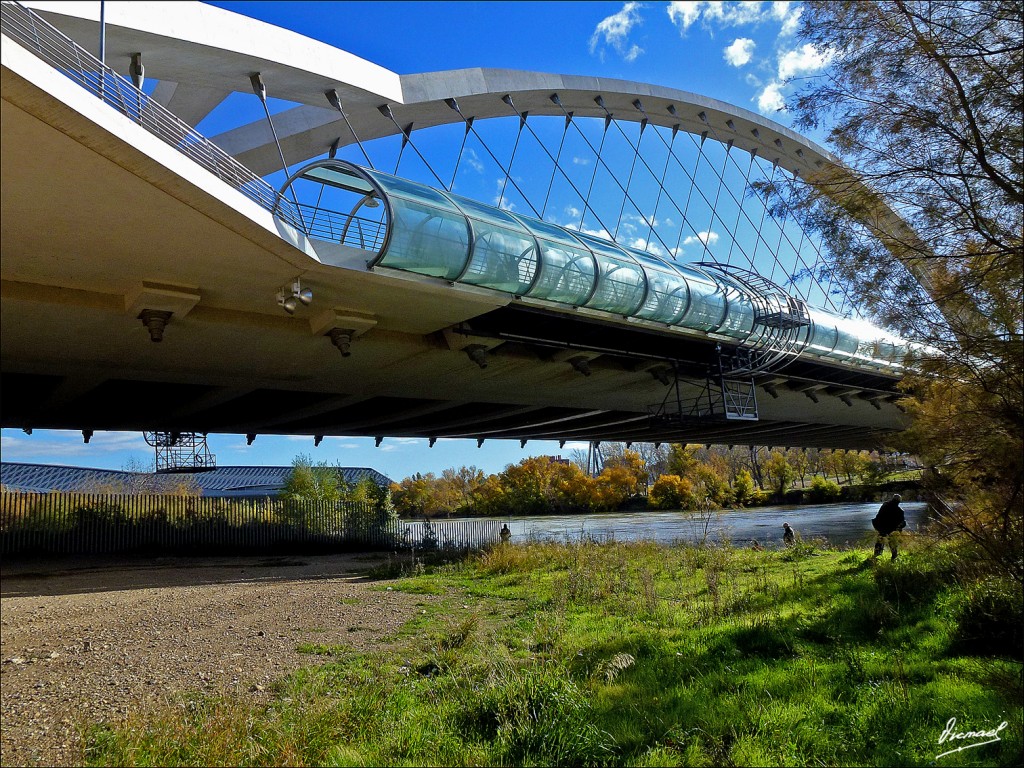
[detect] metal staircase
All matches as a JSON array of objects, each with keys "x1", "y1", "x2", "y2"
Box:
[
  {"x1": 143, "y1": 432, "x2": 216, "y2": 473},
  {"x1": 649, "y1": 264, "x2": 813, "y2": 428}
]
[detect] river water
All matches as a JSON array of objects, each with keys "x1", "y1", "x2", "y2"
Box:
[{"x1": 431, "y1": 501, "x2": 931, "y2": 549}]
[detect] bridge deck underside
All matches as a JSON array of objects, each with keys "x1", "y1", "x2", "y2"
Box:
[{"x1": 0, "y1": 371, "x2": 895, "y2": 450}]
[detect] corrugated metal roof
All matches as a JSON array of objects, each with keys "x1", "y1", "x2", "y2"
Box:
[{"x1": 0, "y1": 463, "x2": 393, "y2": 497}]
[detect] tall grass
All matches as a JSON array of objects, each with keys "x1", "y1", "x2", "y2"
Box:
[{"x1": 84, "y1": 535, "x2": 1022, "y2": 766}]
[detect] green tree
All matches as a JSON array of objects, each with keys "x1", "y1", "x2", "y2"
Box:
[
  {"x1": 665, "y1": 444, "x2": 701, "y2": 477},
  {"x1": 786, "y1": 448, "x2": 811, "y2": 488},
  {"x1": 281, "y1": 454, "x2": 341, "y2": 503},
  {"x1": 807, "y1": 476, "x2": 843, "y2": 504},
  {"x1": 764, "y1": 1, "x2": 1022, "y2": 579},
  {"x1": 763, "y1": 450, "x2": 796, "y2": 498},
  {"x1": 649, "y1": 475, "x2": 695, "y2": 510},
  {"x1": 731, "y1": 469, "x2": 758, "y2": 507}
]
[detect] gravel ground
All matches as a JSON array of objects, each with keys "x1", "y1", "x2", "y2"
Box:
[{"x1": 1, "y1": 553, "x2": 430, "y2": 766}]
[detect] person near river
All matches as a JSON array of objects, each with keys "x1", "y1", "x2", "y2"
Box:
[
  {"x1": 782, "y1": 522, "x2": 796, "y2": 546},
  {"x1": 872, "y1": 493, "x2": 907, "y2": 560}
]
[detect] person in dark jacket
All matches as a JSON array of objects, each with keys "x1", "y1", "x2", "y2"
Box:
[
  {"x1": 872, "y1": 493, "x2": 907, "y2": 559},
  {"x1": 782, "y1": 522, "x2": 796, "y2": 546}
]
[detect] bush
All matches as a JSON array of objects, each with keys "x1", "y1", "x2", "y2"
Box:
[
  {"x1": 462, "y1": 663, "x2": 614, "y2": 766},
  {"x1": 784, "y1": 488, "x2": 805, "y2": 505},
  {"x1": 806, "y1": 476, "x2": 842, "y2": 503},
  {"x1": 951, "y1": 579, "x2": 1023, "y2": 660},
  {"x1": 649, "y1": 475, "x2": 694, "y2": 510}
]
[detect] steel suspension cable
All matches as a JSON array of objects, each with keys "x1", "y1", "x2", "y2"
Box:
[
  {"x1": 605, "y1": 104, "x2": 720, "y2": 259},
  {"x1": 724, "y1": 151, "x2": 757, "y2": 268},
  {"x1": 639, "y1": 104, "x2": 678, "y2": 249},
  {"x1": 700, "y1": 119, "x2": 854, "y2": 313},
  {"x1": 325, "y1": 89, "x2": 375, "y2": 170},
  {"x1": 614, "y1": 117, "x2": 647, "y2": 240},
  {"x1": 502, "y1": 96, "x2": 612, "y2": 235},
  {"x1": 498, "y1": 97, "x2": 528, "y2": 211},
  {"x1": 541, "y1": 111, "x2": 573, "y2": 218},
  {"x1": 448, "y1": 117, "x2": 474, "y2": 191},
  {"x1": 378, "y1": 105, "x2": 448, "y2": 189},
  {"x1": 444, "y1": 98, "x2": 542, "y2": 218},
  {"x1": 747, "y1": 159, "x2": 777, "y2": 278},
  {"x1": 702, "y1": 135, "x2": 731, "y2": 262},
  {"x1": 557, "y1": 97, "x2": 676, "y2": 255},
  {"x1": 690, "y1": 120, "x2": 834, "y2": 309},
  {"x1": 392, "y1": 125, "x2": 409, "y2": 176},
  {"x1": 578, "y1": 110, "x2": 611, "y2": 231}
]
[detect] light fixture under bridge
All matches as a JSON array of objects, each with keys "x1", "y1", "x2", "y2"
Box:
[{"x1": 277, "y1": 278, "x2": 313, "y2": 314}]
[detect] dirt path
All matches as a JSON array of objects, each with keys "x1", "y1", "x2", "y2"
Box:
[{"x1": 0, "y1": 554, "x2": 427, "y2": 766}]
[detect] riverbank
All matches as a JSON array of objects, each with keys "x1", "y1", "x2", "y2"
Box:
[
  {"x1": 0, "y1": 553, "x2": 409, "y2": 767},
  {"x1": 79, "y1": 536, "x2": 1021, "y2": 766},
  {"x1": 406, "y1": 500, "x2": 933, "y2": 549}
]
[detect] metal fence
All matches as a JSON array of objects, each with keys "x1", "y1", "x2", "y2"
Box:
[
  {"x1": 0, "y1": 0, "x2": 306, "y2": 232},
  {"x1": 297, "y1": 203, "x2": 388, "y2": 251},
  {"x1": 0, "y1": 492, "x2": 501, "y2": 557}
]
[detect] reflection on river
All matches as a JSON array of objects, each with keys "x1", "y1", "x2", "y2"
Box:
[{"x1": 426, "y1": 502, "x2": 931, "y2": 549}]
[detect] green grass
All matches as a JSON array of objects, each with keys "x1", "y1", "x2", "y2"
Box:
[{"x1": 83, "y1": 537, "x2": 1023, "y2": 766}]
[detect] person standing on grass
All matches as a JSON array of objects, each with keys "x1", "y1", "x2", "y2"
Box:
[
  {"x1": 499, "y1": 523, "x2": 511, "y2": 543},
  {"x1": 782, "y1": 522, "x2": 796, "y2": 546},
  {"x1": 872, "y1": 493, "x2": 907, "y2": 560}
]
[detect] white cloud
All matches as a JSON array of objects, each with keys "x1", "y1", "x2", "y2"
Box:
[
  {"x1": 569, "y1": 224, "x2": 611, "y2": 239},
  {"x1": 723, "y1": 37, "x2": 755, "y2": 66},
  {"x1": 1, "y1": 430, "x2": 151, "y2": 460},
  {"x1": 572, "y1": 156, "x2": 591, "y2": 165},
  {"x1": 590, "y1": 2, "x2": 645, "y2": 61},
  {"x1": 777, "y1": 43, "x2": 834, "y2": 80},
  {"x1": 565, "y1": 205, "x2": 582, "y2": 219},
  {"x1": 669, "y1": 1, "x2": 777, "y2": 32},
  {"x1": 776, "y1": 2, "x2": 802, "y2": 35},
  {"x1": 666, "y1": 1, "x2": 702, "y2": 30},
  {"x1": 630, "y1": 237, "x2": 667, "y2": 257},
  {"x1": 464, "y1": 147, "x2": 484, "y2": 173},
  {"x1": 756, "y1": 81, "x2": 786, "y2": 113},
  {"x1": 376, "y1": 437, "x2": 422, "y2": 452},
  {"x1": 492, "y1": 178, "x2": 517, "y2": 211},
  {"x1": 683, "y1": 231, "x2": 720, "y2": 246},
  {"x1": 622, "y1": 43, "x2": 644, "y2": 62}
]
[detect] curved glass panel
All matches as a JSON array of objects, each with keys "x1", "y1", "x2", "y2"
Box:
[
  {"x1": 376, "y1": 197, "x2": 470, "y2": 279},
  {"x1": 513, "y1": 214, "x2": 599, "y2": 305},
  {"x1": 529, "y1": 239, "x2": 598, "y2": 304},
  {"x1": 446, "y1": 192, "x2": 539, "y2": 293},
  {"x1": 362, "y1": 168, "x2": 453, "y2": 208},
  {"x1": 627, "y1": 249, "x2": 691, "y2": 324},
  {"x1": 807, "y1": 311, "x2": 840, "y2": 357},
  {"x1": 714, "y1": 275, "x2": 756, "y2": 340},
  {"x1": 672, "y1": 264, "x2": 729, "y2": 331},
  {"x1": 362, "y1": 168, "x2": 470, "y2": 279},
  {"x1": 832, "y1": 323, "x2": 860, "y2": 358},
  {"x1": 573, "y1": 232, "x2": 647, "y2": 315}
]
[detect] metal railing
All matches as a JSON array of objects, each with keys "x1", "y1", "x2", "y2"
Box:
[
  {"x1": 0, "y1": 1, "x2": 306, "y2": 232},
  {"x1": 1, "y1": 491, "x2": 501, "y2": 556},
  {"x1": 297, "y1": 204, "x2": 388, "y2": 251}
]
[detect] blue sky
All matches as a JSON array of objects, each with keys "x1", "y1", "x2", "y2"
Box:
[{"x1": 1, "y1": 1, "x2": 836, "y2": 481}]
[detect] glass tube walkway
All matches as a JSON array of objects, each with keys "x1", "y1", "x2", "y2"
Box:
[{"x1": 281, "y1": 160, "x2": 910, "y2": 374}]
